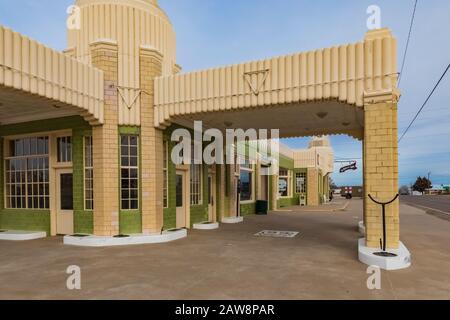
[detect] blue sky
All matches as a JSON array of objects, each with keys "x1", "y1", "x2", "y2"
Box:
[{"x1": 0, "y1": 0, "x2": 449, "y2": 187}]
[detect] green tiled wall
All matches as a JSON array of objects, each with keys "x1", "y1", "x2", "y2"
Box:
[
  {"x1": 240, "y1": 202, "x2": 256, "y2": 216},
  {"x1": 120, "y1": 212, "x2": 143, "y2": 234}
]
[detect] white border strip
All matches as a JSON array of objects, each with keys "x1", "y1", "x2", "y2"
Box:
[
  {"x1": 193, "y1": 222, "x2": 220, "y2": 230},
  {"x1": 221, "y1": 216, "x2": 244, "y2": 224},
  {"x1": 64, "y1": 229, "x2": 187, "y2": 247},
  {"x1": 0, "y1": 230, "x2": 47, "y2": 241}
]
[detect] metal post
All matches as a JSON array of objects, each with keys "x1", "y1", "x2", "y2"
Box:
[{"x1": 368, "y1": 194, "x2": 399, "y2": 252}]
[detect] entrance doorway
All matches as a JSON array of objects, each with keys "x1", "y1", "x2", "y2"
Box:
[
  {"x1": 56, "y1": 169, "x2": 74, "y2": 235},
  {"x1": 176, "y1": 170, "x2": 187, "y2": 228},
  {"x1": 208, "y1": 174, "x2": 216, "y2": 222}
]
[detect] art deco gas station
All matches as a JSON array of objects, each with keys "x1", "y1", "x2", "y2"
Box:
[{"x1": 0, "y1": 0, "x2": 410, "y2": 269}]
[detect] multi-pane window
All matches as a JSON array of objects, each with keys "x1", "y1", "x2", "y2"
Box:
[
  {"x1": 279, "y1": 168, "x2": 291, "y2": 197},
  {"x1": 240, "y1": 158, "x2": 254, "y2": 202},
  {"x1": 295, "y1": 172, "x2": 307, "y2": 194},
  {"x1": 163, "y1": 141, "x2": 168, "y2": 208},
  {"x1": 120, "y1": 135, "x2": 139, "y2": 210},
  {"x1": 57, "y1": 136, "x2": 72, "y2": 163},
  {"x1": 190, "y1": 144, "x2": 202, "y2": 205},
  {"x1": 84, "y1": 136, "x2": 94, "y2": 210},
  {"x1": 5, "y1": 137, "x2": 49, "y2": 209}
]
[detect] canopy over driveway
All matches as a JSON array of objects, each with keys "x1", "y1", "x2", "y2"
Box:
[
  {"x1": 154, "y1": 28, "x2": 398, "y2": 141},
  {"x1": 153, "y1": 28, "x2": 402, "y2": 251},
  {"x1": 0, "y1": 25, "x2": 104, "y2": 126}
]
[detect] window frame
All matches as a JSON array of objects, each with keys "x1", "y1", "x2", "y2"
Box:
[
  {"x1": 56, "y1": 136, "x2": 73, "y2": 164},
  {"x1": 83, "y1": 136, "x2": 94, "y2": 211},
  {"x1": 190, "y1": 143, "x2": 203, "y2": 206},
  {"x1": 120, "y1": 134, "x2": 140, "y2": 211},
  {"x1": 278, "y1": 168, "x2": 292, "y2": 198},
  {"x1": 163, "y1": 140, "x2": 169, "y2": 208},
  {"x1": 3, "y1": 136, "x2": 50, "y2": 210},
  {"x1": 239, "y1": 157, "x2": 255, "y2": 203},
  {"x1": 295, "y1": 172, "x2": 307, "y2": 194}
]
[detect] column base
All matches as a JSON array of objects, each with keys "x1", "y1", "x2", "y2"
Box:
[
  {"x1": 193, "y1": 222, "x2": 220, "y2": 230},
  {"x1": 221, "y1": 216, "x2": 244, "y2": 224},
  {"x1": 63, "y1": 229, "x2": 187, "y2": 247},
  {"x1": 0, "y1": 230, "x2": 47, "y2": 241},
  {"x1": 358, "y1": 221, "x2": 366, "y2": 235},
  {"x1": 358, "y1": 238, "x2": 411, "y2": 270}
]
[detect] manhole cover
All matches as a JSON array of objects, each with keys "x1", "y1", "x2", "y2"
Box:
[
  {"x1": 113, "y1": 234, "x2": 130, "y2": 238},
  {"x1": 254, "y1": 230, "x2": 299, "y2": 238},
  {"x1": 373, "y1": 252, "x2": 398, "y2": 258}
]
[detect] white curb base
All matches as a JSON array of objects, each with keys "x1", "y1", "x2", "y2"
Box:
[
  {"x1": 358, "y1": 238, "x2": 411, "y2": 270},
  {"x1": 0, "y1": 230, "x2": 47, "y2": 241},
  {"x1": 193, "y1": 222, "x2": 220, "y2": 230},
  {"x1": 358, "y1": 221, "x2": 366, "y2": 235},
  {"x1": 221, "y1": 216, "x2": 244, "y2": 224},
  {"x1": 64, "y1": 229, "x2": 187, "y2": 247}
]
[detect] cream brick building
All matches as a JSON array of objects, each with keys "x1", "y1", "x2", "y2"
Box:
[{"x1": 0, "y1": 0, "x2": 404, "y2": 266}]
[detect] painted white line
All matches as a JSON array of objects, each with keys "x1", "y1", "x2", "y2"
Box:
[
  {"x1": 334, "y1": 201, "x2": 350, "y2": 212},
  {"x1": 403, "y1": 203, "x2": 450, "y2": 216}
]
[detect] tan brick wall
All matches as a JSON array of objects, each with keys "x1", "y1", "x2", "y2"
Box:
[
  {"x1": 90, "y1": 41, "x2": 120, "y2": 236},
  {"x1": 363, "y1": 94, "x2": 399, "y2": 249},
  {"x1": 228, "y1": 165, "x2": 238, "y2": 217},
  {"x1": 140, "y1": 47, "x2": 164, "y2": 234},
  {"x1": 307, "y1": 168, "x2": 319, "y2": 206}
]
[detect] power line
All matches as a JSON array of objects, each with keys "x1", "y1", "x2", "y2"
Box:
[
  {"x1": 398, "y1": 63, "x2": 450, "y2": 143},
  {"x1": 398, "y1": 0, "x2": 418, "y2": 87}
]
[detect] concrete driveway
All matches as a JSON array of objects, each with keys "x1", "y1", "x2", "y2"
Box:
[{"x1": 0, "y1": 200, "x2": 449, "y2": 300}]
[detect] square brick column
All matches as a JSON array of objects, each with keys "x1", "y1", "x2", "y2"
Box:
[
  {"x1": 363, "y1": 90, "x2": 400, "y2": 249},
  {"x1": 90, "y1": 40, "x2": 120, "y2": 236},
  {"x1": 140, "y1": 46, "x2": 164, "y2": 234},
  {"x1": 225, "y1": 162, "x2": 239, "y2": 218},
  {"x1": 217, "y1": 164, "x2": 226, "y2": 220},
  {"x1": 307, "y1": 168, "x2": 319, "y2": 206},
  {"x1": 270, "y1": 173, "x2": 278, "y2": 210}
]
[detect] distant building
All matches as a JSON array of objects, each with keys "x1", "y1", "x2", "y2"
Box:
[{"x1": 425, "y1": 185, "x2": 450, "y2": 195}]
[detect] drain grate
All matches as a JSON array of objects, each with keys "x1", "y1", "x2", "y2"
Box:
[
  {"x1": 373, "y1": 252, "x2": 398, "y2": 257},
  {"x1": 254, "y1": 230, "x2": 299, "y2": 238}
]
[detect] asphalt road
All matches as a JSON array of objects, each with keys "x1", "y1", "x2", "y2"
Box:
[{"x1": 401, "y1": 195, "x2": 450, "y2": 214}]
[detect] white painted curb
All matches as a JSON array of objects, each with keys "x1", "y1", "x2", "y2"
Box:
[
  {"x1": 193, "y1": 222, "x2": 219, "y2": 230},
  {"x1": 221, "y1": 216, "x2": 244, "y2": 224},
  {"x1": 358, "y1": 238, "x2": 411, "y2": 270},
  {"x1": 0, "y1": 230, "x2": 47, "y2": 241},
  {"x1": 64, "y1": 229, "x2": 187, "y2": 247}
]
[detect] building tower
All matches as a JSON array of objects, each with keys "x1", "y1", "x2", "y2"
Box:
[{"x1": 66, "y1": 0, "x2": 179, "y2": 235}]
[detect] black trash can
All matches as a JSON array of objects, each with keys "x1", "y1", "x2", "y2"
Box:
[{"x1": 256, "y1": 200, "x2": 268, "y2": 215}]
